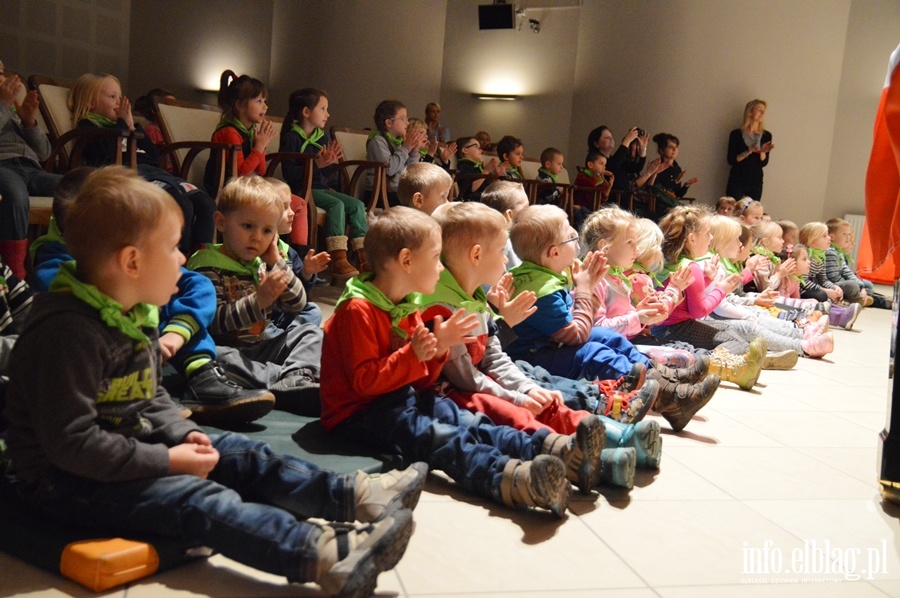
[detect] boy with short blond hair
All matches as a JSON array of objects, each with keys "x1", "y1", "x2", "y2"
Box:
[
  {"x1": 507, "y1": 205, "x2": 718, "y2": 431},
  {"x1": 396, "y1": 162, "x2": 452, "y2": 215},
  {"x1": 479, "y1": 180, "x2": 529, "y2": 269},
  {"x1": 320, "y1": 206, "x2": 577, "y2": 517},
  {"x1": 417, "y1": 202, "x2": 605, "y2": 493},
  {"x1": 5, "y1": 167, "x2": 426, "y2": 594},
  {"x1": 187, "y1": 176, "x2": 323, "y2": 411},
  {"x1": 536, "y1": 147, "x2": 565, "y2": 207}
]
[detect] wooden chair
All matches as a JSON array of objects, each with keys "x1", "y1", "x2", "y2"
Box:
[
  {"x1": 329, "y1": 127, "x2": 389, "y2": 213},
  {"x1": 29, "y1": 74, "x2": 138, "y2": 173},
  {"x1": 153, "y1": 97, "x2": 239, "y2": 196}
]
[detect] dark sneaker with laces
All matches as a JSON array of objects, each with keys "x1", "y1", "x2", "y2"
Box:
[
  {"x1": 181, "y1": 362, "x2": 275, "y2": 425},
  {"x1": 270, "y1": 368, "x2": 320, "y2": 415}
]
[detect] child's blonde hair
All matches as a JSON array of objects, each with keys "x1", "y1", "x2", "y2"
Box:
[
  {"x1": 752, "y1": 220, "x2": 782, "y2": 245},
  {"x1": 366, "y1": 206, "x2": 440, "y2": 275},
  {"x1": 791, "y1": 243, "x2": 808, "y2": 259},
  {"x1": 66, "y1": 167, "x2": 181, "y2": 278},
  {"x1": 397, "y1": 162, "x2": 452, "y2": 207},
  {"x1": 716, "y1": 196, "x2": 736, "y2": 211},
  {"x1": 735, "y1": 197, "x2": 762, "y2": 218},
  {"x1": 435, "y1": 202, "x2": 508, "y2": 263},
  {"x1": 825, "y1": 217, "x2": 850, "y2": 236},
  {"x1": 480, "y1": 180, "x2": 528, "y2": 215},
  {"x1": 69, "y1": 73, "x2": 120, "y2": 123},
  {"x1": 581, "y1": 205, "x2": 636, "y2": 252},
  {"x1": 777, "y1": 219, "x2": 798, "y2": 235},
  {"x1": 264, "y1": 177, "x2": 292, "y2": 207},
  {"x1": 799, "y1": 222, "x2": 829, "y2": 246},
  {"x1": 407, "y1": 118, "x2": 427, "y2": 135},
  {"x1": 658, "y1": 205, "x2": 711, "y2": 264},
  {"x1": 217, "y1": 176, "x2": 281, "y2": 216},
  {"x1": 634, "y1": 218, "x2": 665, "y2": 272},
  {"x1": 509, "y1": 205, "x2": 568, "y2": 264},
  {"x1": 709, "y1": 214, "x2": 741, "y2": 253}
]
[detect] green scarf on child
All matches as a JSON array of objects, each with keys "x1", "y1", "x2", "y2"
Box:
[
  {"x1": 85, "y1": 112, "x2": 116, "y2": 128},
  {"x1": 458, "y1": 157, "x2": 483, "y2": 171},
  {"x1": 537, "y1": 168, "x2": 558, "y2": 184},
  {"x1": 628, "y1": 262, "x2": 664, "y2": 289},
  {"x1": 186, "y1": 244, "x2": 263, "y2": 286},
  {"x1": 719, "y1": 255, "x2": 742, "y2": 276},
  {"x1": 216, "y1": 118, "x2": 255, "y2": 143},
  {"x1": 368, "y1": 130, "x2": 404, "y2": 148},
  {"x1": 291, "y1": 124, "x2": 324, "y2": 153},
  {"x1": 607, "y1": 265, "x2": 632, "y2": 291},
  {"x1": 506, "y1": 165, "x2": 522, "y2": 179},
  {"x1": 28, "y1": 215, "x2": 65, "y2": 265},
  {"x1": 751, "y1": 246, "x2": 781, "y2": 265},
  {"x1": 808, "y1": 247, "x2": 826, "y2": 264},
  {"x1": 831, "y1": 243, "x2": 853, "y2": 266},
  {"x1": 509, "y1": 261, "x2": 571, "y2": 300},
  {"x1": 335, "y1": 273, "x2": 421, "y2": 338},
  {"x1": 51, "y1": 261, "x2": 159, "y2": 347},
  {"x1": 416, "y1": 268, "x2": 491, "y2": 315}
]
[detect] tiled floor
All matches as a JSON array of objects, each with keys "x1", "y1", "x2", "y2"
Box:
[{"x1": 3, "y1": 288, "x2": 900, "y2": 597}]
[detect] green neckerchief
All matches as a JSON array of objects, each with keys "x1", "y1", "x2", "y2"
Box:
[
  {"x1": 50, "y1": 261, "x2": 158, "y2": 347},
  {"x1": 277, "y1": 238, "x2": 290, "y2": 257},
  {"x1": 832, "y1": 243, "x2": 853, "y2": 266},
  {"x1": 628, "y1": 262, "x2": 663, "y2": 288},
  {"x1": 608, "y1": 265, "x2": 632, "y2": 291},
  {"x1": 751, "y1": 245, "x2": 781, "y2": 266},
  {"x1": 335, "y1": 273, "x2": 421, "y2": 338},
  {"x1": 291, "y1": 124, "x2": 324, "y2": 153},
  {"x1": 367, "y1": 130, "x2": 403, "y2": 148},
  {"x1": 416, "y1": 268, "x2": 491, "y2": 315},
  {"x1": 791, "y1": 274, "x2": 804, "y2": 282},
  {"x1": 509, "y1": 261, "x2": 571, "y2": 299},
  {"x1": 808, "y1": 247, "x2": 826, "y2": 264},
  {"x1": 458, "y1": 157, "x2": 483, "y2": 171},
  {"x1": 186, "y1": 244, "x2": 263, "y2": 286},
  {"x1": 718, "y1": 255, "x2": 742, "y2": 276},
  {"x1": 664, "y1": 254, "x2": 695, "y2": 273},
  {"x1": 538, "y1": 168, "x2": 558, "y2": 183},
  {"x1": 85, "y1": 112, "x2": 116, "y2": 128},
  {"x1": 418, "y1": 147, "x2": 429, "y2": 157},
  {"x1": 506, "y1": 165, "x2": 522, "y2": 179},
  {"x1": 216, "y1": 118, "x2": 255, "y2": 143},
  {"x1": 28, "y1": 215, "x2": 65, "y2": 264},
  {"x1": 581, "y1": 168, "x2": 604, "y2": 185}
]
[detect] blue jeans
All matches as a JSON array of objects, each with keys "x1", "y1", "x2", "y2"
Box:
[
  {"x1": 0, "y1": 158, "x2": 62, "y2": 239},
  {"x1": 335, "y1": 387, "x2": 548, "y2": 503},
  {"x1": 25, "y1": 433, "x2": 354, "y2": 583},
  {"x1": 521, "y1": 327, "x2": 650, "y2": 381}
]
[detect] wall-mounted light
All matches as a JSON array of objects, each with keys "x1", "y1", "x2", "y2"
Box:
[{"x1": 471, "y1": 93, "x2": 520, "y2": 101}]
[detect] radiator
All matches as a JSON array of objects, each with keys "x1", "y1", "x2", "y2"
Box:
[{"x1": 844, "y1": 213, "x2": 866, "y2": 264}]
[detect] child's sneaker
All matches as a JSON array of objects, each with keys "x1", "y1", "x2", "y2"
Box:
[
  {"x1": 354, "y1": 462, "x2": 429, "y2": 523},
  {"x1": 762, "y1": 349, "x2": 799, "y2": 370},
  {"x1": 498, "y1": 455, "x2": 571, "y2": 518},
  {"x1": 596, "y1": 379, "x2": 659, "y2": 424},
  {"x1": 649, "y1": 354, "x2": 710, "y2": 383},
  {"x1": 829, "y1": 303, "x2": 861, "y2": 330},
  {"x1": 270, "y1": 368, "x2": 320, "y2": 414},
  {"x1": 541, "y1": 416, "x2": 605, "y2": 494},
  {"x1": 316, "y1": 509, "x2": 415, "y2": 598},
  {"x1": 801, "y1": 332, "x2": 834, "y2": 358},
  {"x1": 599, "y1": 447, "x2": 637, "y2": 489},
  {"x1": 600, "y1": 416, "x2": 662, "y2": 469},
  {"x1": 180, "y1": 362, "x2": 275, "y2": 425},
  {"x1": 653, "y1": 375, "x2": 720, "y2": 432}
]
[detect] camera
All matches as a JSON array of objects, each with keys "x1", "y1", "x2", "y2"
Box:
[{"x1": 635, "y1": 127, "x2": 646, "y2": 137}]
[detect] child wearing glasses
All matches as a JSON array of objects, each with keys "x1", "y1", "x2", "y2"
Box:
[
  {"x1": 366, "y1": 100, "x2": 428, "y2": 207},
  {"x1": 505, "y1": 205, "x2": 719, "y2": 432},
  {"x1": 454, "y1": 136, "x2": 504, "y2": 202}
]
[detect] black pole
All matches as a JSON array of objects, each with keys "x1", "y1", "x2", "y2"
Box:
[{"x1": 879, "y1": 281, "x2": 900, "y2": 502}]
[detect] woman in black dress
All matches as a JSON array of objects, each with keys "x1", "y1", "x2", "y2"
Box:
[{"x1": 726, "y1": 99, "x2": 774, "y2": 201}]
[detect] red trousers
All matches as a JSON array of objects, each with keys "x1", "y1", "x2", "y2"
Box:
[{"x1": 446, "y1": 390, "x2": 591, "y2": 435}]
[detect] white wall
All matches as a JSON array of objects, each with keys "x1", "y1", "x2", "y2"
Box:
[{"x1": 439, "y1": 0, "x2": 579, "y2": 159}]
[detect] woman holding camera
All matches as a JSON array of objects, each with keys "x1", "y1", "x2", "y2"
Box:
[
  {"x1": 726, "y1": 99, "x2": 774, "y2": 202},
  {"x1": 608, "y1": 127, "x2": 652, "y2": 192}
]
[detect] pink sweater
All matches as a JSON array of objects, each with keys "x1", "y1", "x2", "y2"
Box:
[
  {"x1": 593, "y1": 275, "x2": 642, "y2": 338},
  {"x1": 660, "y1": 261, "x2": 726, "y2": 326}
]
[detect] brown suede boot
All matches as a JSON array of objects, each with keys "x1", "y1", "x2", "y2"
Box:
[
  {"x1": 653, "y1": 375, "x2": 720, "y2": 432},
  {"x1": 351, "y1": 236, "x2": 368, "y2": 273},
  {"x1": 497, "y1": 456, "x2": 570, "y2": 518},
  {"x1": 326, "y1": 235, "x2": 359, "y2": 282}
]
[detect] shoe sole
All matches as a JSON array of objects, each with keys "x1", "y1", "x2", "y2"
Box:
[
  {"x1": 186, "y1": 393, "x2": 275, "y2": 426},
  {"x1": 320, "y1": 509, "x2": 415, "y2": 598},
  {"x1": 762, "y1": 350, "x2": 799, "y2": 370},
  {"x1": 665, "y1": 376, "x2": 720, "y2": 432},
  {"x1": 573, "y1": 417, "x2": 606, "y2": 494},
  {"x1": 600, "y1": 447, "x2": 636, "y2": 489},
  {"x1": 530, "y1": 455, "x2": 571, "y2": 518},
  {"x1": 633, "y1": 420, "x2": 662, "y2": 469},
  {"x1": 629, "y1": 379, "x2": 660, "y2": 424},
  {"x1": 371, "y1": 462, "x2": 429, "y2": 523},
  {"x1": 842, "y1": 305, "x2": 861, "y2": 331}
]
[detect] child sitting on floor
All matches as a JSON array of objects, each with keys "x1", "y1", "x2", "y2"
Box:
[
  {"x1": 187, "y1": 177, "x2": 324, "y2": 414},
  {"x1": 320, "y1": 206, "x2": 575, "y2": 518},
  {"x1": 799, "y1": 221, "x2": 862, "y2": 330},
  {"x1": 4, "y1": 167, "x2": 428, "y2": 596},
  {"x1": 397, "y1": 162, "x2": 452, "y2": 215},
  {"x1": 715, "y1": 196, "x2": 736, "y2": 216}
]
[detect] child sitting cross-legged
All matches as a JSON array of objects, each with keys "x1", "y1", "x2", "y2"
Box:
[
  {"x1": 799, "y1": 221, "x2": 862, "y2": 330},
  {"x1": 415, "y1": 202, "x2": 606, "y2": 493},
  {"x1": 320, "y1": 206, "x2": 576, "y2": 518},
  {"x1": 397, "y1": 162, "x2": 452, "y2": 216},
  {"x1": 4, "y1": 167, "x2": 430, "y2": 596},
  {"x1": 506, "y1": 205, "x2": 718, "y2": 432},
  {"x1": 187, "y1": 176, "x2": 324, "y2": 414}
]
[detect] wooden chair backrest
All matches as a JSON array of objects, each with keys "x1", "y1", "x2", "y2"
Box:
[
  {"x1": 154, "y1": 97, "x2": 222, "y2": 187},
  {"x1": 29, "y1": 74, "x2": 74, "y2": 156},
  {"x1": 330, "y1": 127, "x2": 370, "y2": 190}
]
